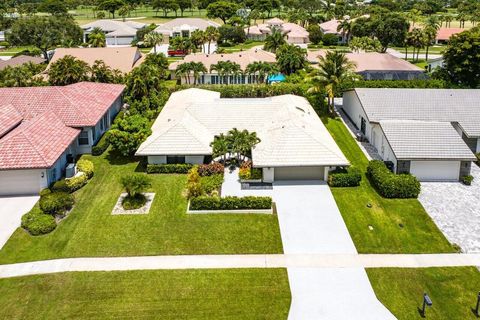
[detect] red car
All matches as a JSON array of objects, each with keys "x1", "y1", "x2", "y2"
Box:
[{"x1": 168, "y1": 49, "x2": 187, "y2": 57}]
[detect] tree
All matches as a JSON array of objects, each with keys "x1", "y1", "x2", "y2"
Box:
[
  {"x1": 205, "y1": 26, "x2": 220, "y2": 54},
  {"x1": 276, "y1": 44, "x2": 307, "y2": 75},
  {"x1": 210, "y1": 133, "x2": 229, "y2": 163},
  {"x1": 175, "y1": 62, "x2": 191, "y2": 84},
  {"x1": 308, "y1": 51, "x2": 358, "y2": 114},
  {"x1": 263, "y1": 28, "x2": 287, "y2": 53},
  {"x1": 144, "y1": 32, "x2": 163, "y2": 53},
  {"x1": 47, "y1": 55, "x2": 90, "y2": 85},
  {"x1": 245, "y1": 61, "x2": 278, "y2": 83},
  {"x1": 144, "y1": 53, "x2": 169, "y2": 74},
  {"x1": 88, "y1": 27, "x2": 106, "y2": 47},
  {"x1": 190, "y1": 30, "x2": 206, "y2": 52},
  {"x1": 218, "y1": 24, "x2": 246, "y2": 44},
  {"x1": 0, "y1": 62, "x2": 47, "y2": 88},
  {"x1": 108, "y1": 115, "x2": 152, "y2": 156},
  {"x1": 97, "y1": 0, "x2": 125, "y2": 18},
  {"x1": 307, "y1": 24, "x2": 323, "y2": 44},
  {"x1": 121, "y1": 174, "x2": 152, "y2": 198},
  {"x1": 406, "y1": 28, "x2": 425, "y2": 62},
  {"x1": 349, "y1": 36, "x2": 382, "y2": 52},
  {"x1": 8, "y1": 16, "x2": 82, "y2": 61},
  {"x1": 438, "y1": 28, "x2": 480, "y2": 88},
  {"x1": 152, "y1": 0, "x2": 179, "y2": 17},
  {"x1": 177, "y1": 0, "x2": 192, "y2": 16},
  {"x1": 125, "y1": 64, "x2": 165, "y2": 99},
  {"x1": 169, "y1": 36, "x2": 193, "y2": 53},
  {"x1": 206, "y1": 1, "x2": 239, "y2": 24},
  {"x1": 38, "y1": 0, "x2": 68, "y2": 15},
  {"x1": 423, "y1": 26, "x2": 438, "y2": 61},
  {"x1": 337, "y1": 19, "x2": 352, "y2": 43},
  {"x1": 189, "y1": 62, "x2": 207, "y2": 85},
  {"x1": 225, "y1": 128, "x2": 260, "y2": 162},
  {"x1": 372, "y1": 13, "x2": 409, "y2": 52},
  {"x1": 118, "y1": 4, "x2": 132, "y2": 21},
  {"x1": 90, "y1": 60, "x2": 124, "y2": 83},
  {"x1": 210, "y1": 60, "x2": 241, "y2": 84}
]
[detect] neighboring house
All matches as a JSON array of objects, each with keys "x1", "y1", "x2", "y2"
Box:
[
  {"x1": 435, "y1": 27, "x2": 465, "y2": 44},
  {"x1": 308, "y1": 50, "x2": 426, "y2": 80},
  {"x1": 427, "y1": 57, "x2": 444, "y2": 72},
  {"x1": 0, "y1": 31, "x2": 5, "y2": 42},
  {"x1": 169, "y1": 48, "x2": 277, "y2": 84},
  {"x1": 342, "y1": 88, "x2": 479, "y2": 181},
  {"x1": 154, "y1": 18, "x2": 220, "y2": 38},
  {"x1": 320, "y1": 15, "x2": 369, "y2": 44},
  {"x1": 81, "y1": 20, "x2": 146, "y2": 46},
  {"x1": 0, "y1": 82, "x2": 125, "y2": 196},
  {"x1": 48, "y1": 47, "x2": 144, "y2": 74},
  {"x1": 0, "y1": 55, "x2": 45, "y2": 71},
  {"x1": 136, "y1": 89, "x2": 349, "y2": 182},
  {"x1": 246, "y1": 18, "x2": 309, "y2": 46}
]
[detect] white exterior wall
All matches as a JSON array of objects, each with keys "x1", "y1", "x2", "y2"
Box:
[
  {"x1": 342, "y1": 91, "x2": 373, "y2": 140},
  {"x1": 185, "y1": 156, "x2": 204, "y2": 164},
  {"x1": 477, "y1": 138, "x2": 480, "y2": 153},
  {"x1": 106, "y1": 36, "x2": 134, "y2": 46},
  {"x1": 371, "y1": 124, "x2": 398, "y2": 169},
  {"x1": 262, "y1": 167, "x2": 274, "y2": 183},
  {"x1": 148, "y1": 155, "x2": 167, "y2": 164}
]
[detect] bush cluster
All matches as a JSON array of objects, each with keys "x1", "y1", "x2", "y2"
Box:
[
  {"x1": 339, "y1": 79, "x2": 447, "y2": 92},
  {"x1": 39, "y1": 192, "x2": 75, "y2": 215},
  {"x1": 200, "y1": 174, "x2": 224, "y2": 195},
  {"x1": 239, "y1": 161, "x2": 262, "y2": 180},
  {"x1": 366, "y1": 160, "x2": 420, "y2": 198},
  {"x1": 172, "y1": 83, "x2": 308, "y2": 98},
  {"x1": 190, "y1": 196, "x2": 272, "y2": 211},
  {"x1": 198, "y1": 162, "x2": 224, "y2": 176},
  {"x1": 147, "y1": 163, "x2": 193, "y2": 174},
  {"x1": 21, "y1": 207, "x2": 56, "y2": 236},
  {"x1": 92, "y1": 132, "x2": 110, "y2": 156},
  {"x1": 328, "y1": 167, "x2": 362, "y2": 187},
  {"x1": 461, "y1": 175, "x2": 474, "y2": 186},
  {"x1": 77, "y1": 159, "x2": 94, "y2": 179}
]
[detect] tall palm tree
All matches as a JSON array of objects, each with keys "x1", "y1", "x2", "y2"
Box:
[
  {"x1": 407, "y1": 28, "x2": 425, "y2": 62},
  {"x1": 246, "y1": 62, "x2": 277, "y2": 83},
  {"x1": 189, "y1": 62, "x2": 207, "y2": 85},
  {"x1": 444, "y1": 15, "x2": 453, "y2": 28},
  {"x1": 337, "y1": 19, "x2": 352, "y2": 43},
  {"x1": 144, "y1": 32, "x2": 163, "y2": 53},
  {"x1": 210, "y1": 133, "x2": 229, "y2": 163},
  {"x1": 263, "y1": 28, "x2": 287, "y2": 53},
  {"x1": 190, "y1": 30, "x2": 206, "y2": 53},
  {"x1": 423, "y1": 26, "x2": 438, "y2": 61},
  {"x1": 175, "y1": 63, "x2": 191, "y2": 84},
  {"x1": 205, "y1": 26, "x2": 220, "y2": 54},
  {"x1": 210, "y1": 61, "x2": 241, "y2": 85},
  {"x1": 88, "y1": 27, "x2": 106, "y2": 47},
  {"x1": 308, "y1": 51, "x2": 358, "y2": 115}
]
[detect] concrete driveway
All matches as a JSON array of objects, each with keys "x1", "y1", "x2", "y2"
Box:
[
  {"x1": 273, "y1": 181, "x2": 395, "y2": 319},
  {"x1": 0, "y1": 196, "x2": 39, "y2": 249}
]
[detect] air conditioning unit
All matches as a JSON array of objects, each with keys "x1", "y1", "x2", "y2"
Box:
[{"x1": 66, "y1": 163, "x2": 77, "y2": 178}]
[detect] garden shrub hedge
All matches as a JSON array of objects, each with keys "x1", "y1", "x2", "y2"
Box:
[
  {"x1": 190, "y1": 196, "x2": 272, "y2": 211},
  {"x1": 339, "y1": 79, "x2": 447, "y2": 91},
  {"x1": 172, "y1": 83, "x2": 309, "y2": 98},
  {"x1": 198, "y1": 162, "x2": 224, "y2": 176},
  {"x1": 200, "y1": 174, "x2": 224, "y2": 195},
  {"x1": 77, "y1": 159, "x2": 94, "y2": 178},
  {"x1": 39, "y1": 192, "x2": 74, "y2": 215},
  {"x1": 147, "y1": 163, "x2": 193, "y2": 174},
  {"x1": 366, "y1": 160, "x2": 420, "y2": 198},
  {"x1": 328, "y1": 167, "x2": 362, "y2": 187},
  {"x1": 51, "y1": 173, "x2": 88, "y2": 193},
  {"x1": 92, "y1": 132, "x2": 110, "y2": 156},
  {"x1": 21, "y1": 207, "x2": 56, "y2": 236}
]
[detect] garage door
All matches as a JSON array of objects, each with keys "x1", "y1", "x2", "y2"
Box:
[
  {"x1": 0, "y1": 170, "x2": 41, "y2": 196},
  {"x1": 410, "y1": 161, "x2": 460, "y2": 181},
  {"x1": 274, "y1": 166, "x2": 324, "y2": 181}
]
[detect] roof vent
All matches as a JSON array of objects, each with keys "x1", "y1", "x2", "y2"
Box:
[{"x1": 221, "y1": 54, "x2": 224, "y2": 57}]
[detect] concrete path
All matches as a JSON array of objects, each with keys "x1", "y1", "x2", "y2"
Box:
[
  {"x1": 2, "y1": 253, "x2": 480, "y2": 279},
  {"x1": 221, "y1": 167, "x2": 272, "y2": 197},
  {"x1": 272, "y1": 181, "x2": 395, "y2": 319},
  {"x1": 386, "y1": 48, "x2": 442, "y2": 60},
  {"x1": 0, "y1": 196, "x2": 39, "y2": 249}
]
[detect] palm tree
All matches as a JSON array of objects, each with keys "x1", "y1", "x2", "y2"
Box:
[
  {"x1": 189, "y1": 62, "x2": 207, "y2": 85},
  {"x1": 205, "y1": 26, "x2": 220, "y2": 54},
  {"x1": 337, "y1": 19, "x2": 352, "y2": 43},
  {"x1": 444, "y1": 15, "x2": 453, "y2": 28},
  {"x1": 276, "y1": 44, "x2": 307, "y2": 75},
  {"x1": 175, "y1": 63, "x2": 191, "y2": 84},
  {"x1": 210, "y1": 133, "x2": 229, "y2": 163},
  {"x1": 308, "y1": 51, "x2": 358, "y2": 115},
  {"x1": 263, "y1": 28, "x2": 287, "y2": 53},
  {"x1": 190, "y1": 30, "x2": 206, "y2": 53},
  {"x1": 88, "y1": 27, "x2": 106, "y2": 47},
  {"x1": 210, "y1": 61, "x2": 241, "y2": 85},
  {"x1": 144, "y1": 32, "x2": 163, "y2": 53},
  {"x1": 423, "y1": 26, "x2": 438, "y2": 61},
  {"x1": 407, "y1": 28, "x2": 425, "y2": 62},
  {"x1": 246, "y1": 62, "x2": 277, "y2": 83}
]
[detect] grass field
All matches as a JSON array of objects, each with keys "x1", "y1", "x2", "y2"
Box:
[
  {"x1": 368, "y1": 267, "x2": 480, "y2": 319},
  {"x1": 323, "y1": 117, "x2": 455, "y2": 254},
  {"x1": 0, "y1": 269, "x2": 291, "y2": 319},
  {"x1": 0, "y1": 151, "x2": 283, "y2": 264}
]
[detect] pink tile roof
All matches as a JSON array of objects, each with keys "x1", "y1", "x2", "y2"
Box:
[
  {"x1": 0, "y1": 55, "x2": 45, "y2": 71},
  {"x1": 436, "y1": 27, "x2": 465, "y2": 40},
  {"x1": 0, "y1": 82, "x2": 125, "y2": 169}
]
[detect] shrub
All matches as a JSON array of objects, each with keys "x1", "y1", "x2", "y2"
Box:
[
  {"x1": 190, "y1": 196, "x2": 272, "y2": 211},
  {"x1": 51, "y1": 179, "x2": 69, "y2": 193},
  {"x1": 187, "y1": 167, "x2": 203, "y2": 198},
  {"x1": 367, "y1": 160, "x2": 420, "y2": 198},
  {"x1": 171, "y1": 83, "x2": 309, "y2": 98},
  {"x1": 147, "y1": 163, "x2": 193, "y2": 174},
  {"x1": 92, "y1": 132, "x2": 110, "y2": 156},
  {"x1": 198, "y1": 162, "x2": 224, "y2": 176},
  {"x1": 120, "y1": 174, "x2": 152, "y2": 197},
  {"x1": 65, "y1": 173, "x2": 88, "y2": 192},
  {"x1": 39, "y1": 188, "x2": 52, "y2": 196},
  {"x1": 461, "y1": 175, "x2": 474, "y2": 186},
  {"x1": 200, "y1": 174, "x2": 224, "y2": 195},
  {"x1": 328, "y1": 167, "x2": 362, "y2": 187},
  {"x1": 77, "y1": 159, "x2": 94, "y2": 179},
  {"x1": 322, "y1": 34, "x2": 339, "y2": 46},
  {"x1": 39, "y1": 192, "x2": 74, "y2": 215},
  {"x1": 21, "y1": 207, "x2": 56, "y2": 236},
  {"x1": 0, "y1": 41, "x2": 10, "y2": 47},
  {"x1": 108, "y1": 115, "x2": 152, "y2": 156},
  {"x1": 239, "y1": 161, "x2": 262, "y2": 180},
  {"x1": 476, "y1": 153, "x2": 480, "y2": 164},
  {"x1": 122, "y1": 194, "x2": 147, "y2": 210}
]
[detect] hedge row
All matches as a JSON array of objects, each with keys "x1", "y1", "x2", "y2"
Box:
[
  {"x1": 198, "y1": 162, "x2": 224, "y2": 176},
  {"x1": 367, "y1": 160, "x2": 420, "y2": 198},
  {"x1": 190, "y1": 196, "x2": 272, "y2": 211},
  {"x1": 92, "y1": 132, "x2": 110, "y2": 156},
  {"x1": 21, "y1": 207, "x2": 56, "y2": 236},
  {"x1": 172, "y1": 83, "x2": 309, "y2": 98},
  {"x1": 39, "y1": 192, "x2": 75, "y2": 215},
  {"x1": 51, "y1": 159, "x2": 94, "y2": 193},
  {"x1": 328, "y1": 167, "x2": 362, "y2": 187},
  {"x1": 147, "y1": 163, "x2": 193, "y2": 174},
  {"x1": 339, "y1": 79, "x2": 448, "y2": 91}
]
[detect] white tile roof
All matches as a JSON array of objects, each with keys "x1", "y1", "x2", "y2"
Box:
[
  {"x1": 154, "y1": 18, "x2": 220, "y2": 34},
  {"x1": 353, "y1": 88, "x2": 480, "y2": 137},
  {"x1": 380, "y1": 121, "x2": 476, "y2": 161},
  {"x1": 136, "y1": 89, "x2": 349, "y2": 167},
  {"x1": 81, "y1": 20, "x2": 146, "y2": 37}
]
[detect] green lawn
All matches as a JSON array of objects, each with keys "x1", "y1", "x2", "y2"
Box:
[
  {"x1": 323, "y1": 117, "x2": 455, "y2": 253},
  {"x1": 222, "y1": 41, "x2": 265, "y2": 52},
  {"x1": 0, "y1": 269, "x2": 291, "y2": 319},
  {"x1": 368, "y1": 267, "x2": 480, "y2": 319},
  {"x1": 0, "y1": 151, "x2": 283, "y2": 264}
]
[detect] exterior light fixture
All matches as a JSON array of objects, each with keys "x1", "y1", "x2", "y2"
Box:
[{"x1": 421, "y1": 293, "x2": 432, "y2": 317}]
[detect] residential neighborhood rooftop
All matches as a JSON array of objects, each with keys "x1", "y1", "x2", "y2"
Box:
[
  {"x1": 154, "y1": 18, "x2": 220, "y2": 35},
  {"x1": 81, "y1": 19, "x2": 146, "y2": 37},
  {"x1": 0, "y1": 55, "x2": 45, "y2": 71},
  {"x1": 436, "y1": 27, "x2": 465, "y2": 41}
]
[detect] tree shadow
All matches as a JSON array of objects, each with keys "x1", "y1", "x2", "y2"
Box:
[
  {"x1": 417, "y1": 306, "x2": 426, "y2": 318},
  {"x1": 471, "y1": 307, "x2": 479, "y2": 318},
  {"x1": 105, "y1": 150, "x2": 137, "y2": 166}
]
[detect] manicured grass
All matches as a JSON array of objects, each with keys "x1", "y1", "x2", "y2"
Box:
[
  {"x1": 222, "y1": 41, "x2": 265, "y2": 52},
  {"x1": 0, "y1": 151, "x2": 283, "y2": 264},
  {"x1": 0, "y1": 269, "x2": 291, "y2": 319},
  {"x1": 323, "y1": 117, "x2": 455, "y2": 253},
  {"x1": 368, "y1": 267, "x2": 480, "y2": 319}
]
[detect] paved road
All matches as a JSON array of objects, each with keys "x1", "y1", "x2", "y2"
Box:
[{"x1": 0, "y1": 196, "x2": 39, "y2": 249}]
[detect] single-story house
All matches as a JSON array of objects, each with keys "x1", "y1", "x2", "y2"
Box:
[
  {"x1": 136, "y1": 89, "x2": 349, "y2": 182},
  {"x1": 48, "y1": 47, "x2": 144, "y2": 74},
  {"x1": 308, "y1": 50, "x2": 426, "y2": 80},
  {"x1": 246, "y1": 18, "x2": 309, "y2": 46},
  {"x1": 154, "y1": 18, "x2": 220, "y2": 38},
  {"x1": 435, "y1": 27, "x2": 465, "y2": 44},
  {"x1": 342, "y1": 88, "x2": 479, "y2": 181},
  {"x1": 0, "y1": 55, "x2": 45, "y2": 71},
  {"x1": 0, "y1": 31, "x2": 5, "y2": 42},
  {"x1": 320, "y1": 15, "x2": 369, "y2": 44},
  {"x1": 169, "y1": 48, "x2": 277, "y2": 84},
  {"x1": 81, "y1": 20, "x2": 146, "y2": 46},
  {"x1": 0, "y1": 82, "x2": 125, "y2": 195}
]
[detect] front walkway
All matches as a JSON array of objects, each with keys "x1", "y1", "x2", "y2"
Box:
[
  {"x1": 273, "y1": 181, "x2": 395, "y2": 319},
  {"x1": 221, "y1": 167, "x2": 272, "y2": 197},
  {"x1": 0, "y1": 196, "x2": 39, "y2": 249},
  {"x1": 419, "y1": 164, "x2": 480, "y2": 252}
]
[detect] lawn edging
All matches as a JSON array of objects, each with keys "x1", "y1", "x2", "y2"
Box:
[{"x1": 186, "y1": 201, "x2": 273, "y2": 214}]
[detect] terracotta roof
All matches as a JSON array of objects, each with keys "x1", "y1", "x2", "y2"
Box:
[
  {"x1": 436, "y1": 27, "x2": 465, "y2": 40},
  {"x1": 245, "y1": 22, "x2": 309, "y2": 42},
  {"x1": 319, "y1": 19, "x2": 341, "y2": 34},
  {"x1": 0, "y1": 104, "x2": 23, "y2": 138},
  {"x1": 48, "y1": 47, "x2": 144, "y2": 73},
  {"x1": 0, "y1": 55, "x2": 45, "y2": 71}
]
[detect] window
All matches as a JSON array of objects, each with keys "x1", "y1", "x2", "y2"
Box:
[
  {"x1": 167, "y1": 156, "x2": 185, "y2": 164},
  {"x1": 78, "y1": 131, "x2": 89, "y2": 146}
]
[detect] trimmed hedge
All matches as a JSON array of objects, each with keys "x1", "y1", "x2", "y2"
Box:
[
  {"x1": 92, "y1": 132, "x2": 110, "y2": 156},
  {"x1": 339, "y1": 79, "x2": 447, "y2": 92},
  {"x1": 172, "y1": 83, "x2": 309, "y2": 98},
  {"x1": 198, "y1": 162, "x2": 224, "y2": 176},
  {"x1": 39, "y1": 192, "x2": 75, "y2": 215},
  {"x1": 21, "y1": 207, "x2": 56, "y2": 236},
  {"x1": 199, "y1": 174, "x2": 224, "y2": 195},
  {"x1": 51, "y1": 173, "x2": 87, "y2": 193},
  {"x1": 328, "y1": 167, "x2": 362, "y2": 187},
  {"x1": 147, "y1": 163, "x2": 194, "y2": 174},
  {"x1": 367, "y1": 160, "x2": 420, "y2": 198},
  {"x1": 190, "y1": 196, "x2": 272, "y2": 211},
  {"x1": 77, "y1": 159, "x2": 94, "y2": 179}
]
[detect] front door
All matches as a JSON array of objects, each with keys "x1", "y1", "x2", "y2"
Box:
[{"x1": 360, "y1": 117, "x2": 366, "y2": 135}]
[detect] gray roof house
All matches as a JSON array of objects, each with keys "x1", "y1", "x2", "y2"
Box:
[
  {"x1": 81, "y1": 20, "x2": 146, "y2": 46},
  {"x1": 342, "y1": 88, "x2": 479, "y2": 181}
]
